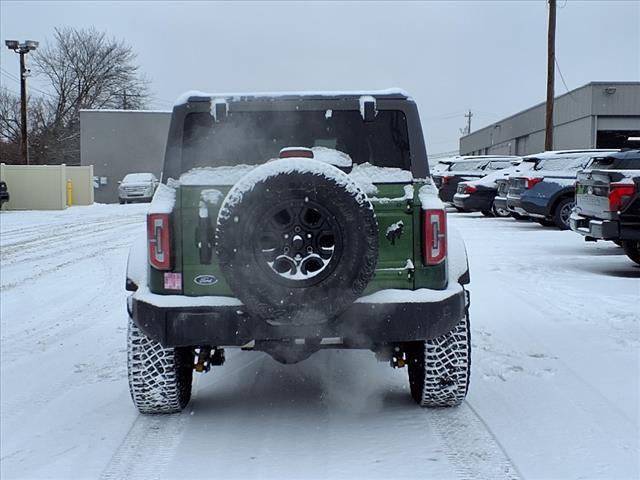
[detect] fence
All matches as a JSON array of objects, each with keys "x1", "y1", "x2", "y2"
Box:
[{"x1": 0, "y1": 164, "x2": 94, "y2": 210}]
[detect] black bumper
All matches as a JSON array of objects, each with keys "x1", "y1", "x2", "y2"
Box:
[
  {"x1": 453, "y1": 192, "x2": 493, "y2": 212},
  {"x1": 131, "y1": 287, "x2": 468, "y2": 349},
  {"x1": 570, "y1": 213, "x2": 640, "y2": 241}
]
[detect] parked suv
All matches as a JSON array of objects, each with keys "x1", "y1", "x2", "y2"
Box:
[
  {"x1": 453, "y1": 159, "x2": 530, "y2": 216},
  {"x1": 118, "y1": 172, "x2": 159, "y2": 204},
  {"x1": 125, "y1": 90, "x2": 471, "y2": 414},
  {"x1": 434, "y1": 156, "x2": 516, "y2": 204},
  {"x1": 506, "y1": 150, "x2": 618, "y2": 222},
  {"x1": 571, "y1": 150, "x2": 640, "y2": 264}
]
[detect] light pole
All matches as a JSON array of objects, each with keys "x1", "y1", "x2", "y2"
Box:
[{"x1": 5, "y1": 39, "x2": 38, "y2": 165}]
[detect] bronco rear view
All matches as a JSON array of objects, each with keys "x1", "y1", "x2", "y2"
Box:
[{"x1": 125, "y1": 90, "x2": 471, "y2": 413}]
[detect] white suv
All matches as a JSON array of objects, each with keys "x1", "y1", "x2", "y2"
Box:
[{"x1": 118, "y1": 173, "x2": 159, "y2": 204}]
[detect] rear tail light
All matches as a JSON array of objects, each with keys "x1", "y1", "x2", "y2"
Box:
[
  {"x1": 463, "y1": 184, "x2": 477, "y2": 194},
  {"x1": 147, "y1": 213, "x2": 171, "y2": 270},
  {"x1": 422, "y1": 209, "x2": 447, "y2": 265},
  {"x1": 526, "y1": 177, "x2": 543, "y2": 189},
  {"x1": 608, "y1": 182, "x2": 636, "y2": 212},
  {"x1": 441, "y1": 175, "x2": 450, "y2": 185}
]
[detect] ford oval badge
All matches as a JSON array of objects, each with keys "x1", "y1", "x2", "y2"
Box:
[{"x1": 194, "y1": 274, "x2": 218, "y2": 286}]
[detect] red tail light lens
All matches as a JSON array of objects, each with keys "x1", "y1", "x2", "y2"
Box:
[
  {"x1": 422, "y1": 209, "x2": 447, "y2": 265},
  {"x1": 526, "y1": 177, "x2": 543, "y2": 189},
  {"x1": 464, "y1": 184, "x2": 477, "y2": 194},
  {"x1": 147, "y1": 213, "x2": 171, "y2": 270},
  {"x1": 441, "y1": 175, "x2": 450, "y2": 185},
  {"x1": 608, "y1": 183, "x2": 636, "y2": 212}
]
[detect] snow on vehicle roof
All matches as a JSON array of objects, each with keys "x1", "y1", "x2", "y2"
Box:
[
  {"x1": 523, "y1": 149, "x2": 619, "y2": 161},
  {"x1": 123, "y1": 173, "x2": 155, "y2": 182},
  {"x1": 175, "y1": 88, "x2": 410, "y2": 105},
  {"x1": 462, "y1": 163, "x2": 535, "y2": 188}
]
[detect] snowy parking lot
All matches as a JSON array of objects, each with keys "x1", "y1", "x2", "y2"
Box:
[{"x1": 1, "y1": 204, "x2": 638, "y2": 480}]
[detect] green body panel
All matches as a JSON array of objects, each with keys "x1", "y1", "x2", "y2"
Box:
[{"x1": 149, "y1": 180, "x2": 448, "y2": 296}]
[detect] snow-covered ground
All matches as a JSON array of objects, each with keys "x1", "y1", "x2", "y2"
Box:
[{"x1": 1, "y1": 204, "x2": 638, "y2": 479}]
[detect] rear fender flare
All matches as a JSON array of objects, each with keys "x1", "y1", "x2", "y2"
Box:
[
  {"x1": 126, "y1": 233, "x2": 148, "y2": 291},
  {"x1": 448, "y1": 224, "x2": 470, "y2": 285}
]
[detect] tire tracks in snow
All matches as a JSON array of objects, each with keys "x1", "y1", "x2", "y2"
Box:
[
  {"x1": 427, "y1": 401, "x2": 522, "y2": 480},
  {"x1": 99, "y1": 353, "x2": 265, "y2": 480}
]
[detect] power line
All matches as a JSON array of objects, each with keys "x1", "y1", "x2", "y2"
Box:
[{"x1": 554, "y1": 56, "x2": 578, "y2": 102}]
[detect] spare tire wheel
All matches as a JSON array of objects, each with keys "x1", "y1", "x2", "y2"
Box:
[{"x1": 216, "y1": 159, "x2": 378, "y2": 325}]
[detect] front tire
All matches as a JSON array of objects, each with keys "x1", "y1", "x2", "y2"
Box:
[
  {"x1": 406, "y1": 311, "x2": 471, "y2": 407},
  {"x1": 622, "y1": 240, "x2": 640, "y2": 265},
  {"x1": 127, "y1": 317, "x2": 193, "y2": 414}
]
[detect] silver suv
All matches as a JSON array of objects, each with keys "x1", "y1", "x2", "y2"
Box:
[{"x1": 118, "y1": 173, "x2": 159, "y2": 204}]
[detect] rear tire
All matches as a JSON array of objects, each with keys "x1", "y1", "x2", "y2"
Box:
[
  {"x1": 481, "y1": 210, "x2": 493, "y2": 217},
  {"x1": 491, "y1": 202, "x2": 510, "y2": 218},
  {"x1": 622, "y1": 240, "x2": 640, "y2": 265},
  {"x1": 406, "y1": 311, "x2": 471, "y2": 407},
  {"x1": 127, "y1": 317, "x2": 193, "y2": 414},
  {"x1": 553, "y1": 197, "x2": 574, "y2": 230}
]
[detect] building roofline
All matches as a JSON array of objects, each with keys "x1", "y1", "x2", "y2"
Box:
[{"x1": 460, "y1": 81, "x2": 640, "y2": 140}]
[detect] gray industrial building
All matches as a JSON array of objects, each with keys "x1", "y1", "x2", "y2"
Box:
[
  {"x1": 460, "y1": 82, "x2": 640, "y2": 156},
  {"x1": 80, "y1": 109, "x2": 171, "y2": 203}
]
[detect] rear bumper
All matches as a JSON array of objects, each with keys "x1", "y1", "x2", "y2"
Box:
[
  {"x1": 506, "y1": 195, "x2": 529, "y2": 216},
  {"x1": 453, "y1": 193, "x2": 492, "y2": 212},
  {"x1": 520, "y1": 197, "x2": 549, "y2": 218},
  {"x1": 570, "y1": 212, "x2": 640, "y2": 241},
  {"x1": 130, "y1": 286, "x2": 469, "y2": 349},
  {"x1": 494, "y1": 196, "x2": 508, "y2": 211}
]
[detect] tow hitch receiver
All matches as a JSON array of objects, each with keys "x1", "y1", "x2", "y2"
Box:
[
  {"x1": 391, "y1": 346, "x2": 407, "y2": 369},
  {"x1": 194, "y1": 347, "x2": 225, "y2": 372}
]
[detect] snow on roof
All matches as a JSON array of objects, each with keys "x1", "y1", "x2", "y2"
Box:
[
  {"x1": 523, "y1": 149, "x2": 619, "y2": 160},
  {"x1": 175, "y1": 88, "x2": 410, "y2": 106}
]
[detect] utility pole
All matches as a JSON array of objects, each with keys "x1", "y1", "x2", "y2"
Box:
[
  {"x1": 545, "y1": 0, "x2": 556, "y2": 151},
  {"x1": 5, "y1": 40, "x2": 38, "y2": 165},
  {"x1": 464, "y1": 110, "x2": 473, "y2": 135}
]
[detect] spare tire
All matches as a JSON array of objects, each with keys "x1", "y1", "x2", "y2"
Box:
[{"x1": 216, "y1": 158, "x2": 378, "y2": 325}]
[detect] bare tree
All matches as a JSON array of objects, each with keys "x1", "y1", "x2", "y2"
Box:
[
  {"x1": 26, "y1": 26, "x2": 149, "y2": 164},
  {"x1": 0, "y1": 87, "x2": 24, "y2": 163},
  {"x1": 0, "y1": 87, "x2": 22, "y2": 143}
]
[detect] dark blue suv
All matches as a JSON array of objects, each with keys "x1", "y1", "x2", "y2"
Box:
[{"x1": 519, "y1": 150, "x2": 618, "y2": 229}]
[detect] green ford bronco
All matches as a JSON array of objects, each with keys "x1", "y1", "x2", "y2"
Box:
[{"x1": 125, "y1": 89, "x2": 471, "y2": 414}]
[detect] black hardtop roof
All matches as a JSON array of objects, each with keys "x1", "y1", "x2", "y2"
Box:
[{"x1": 181, "y1": 89, "x2": 410, "y2": 105}]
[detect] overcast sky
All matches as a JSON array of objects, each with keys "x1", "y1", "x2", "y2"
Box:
[{"x1": 1, "y1": 0, "x2": 638, "y2": 155}]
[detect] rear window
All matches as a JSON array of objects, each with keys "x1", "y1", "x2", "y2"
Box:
[
  {"x1": 181, "y1": 110, "x2": 410, "y2": 173},
  {"x1": 485, "y1": 160, "x2": 513, "y2": 170},
  {"x1": 588, "y1": 155, "x2": 640, "y2": 170},
  {"x1": 534, "y1": 156, "x2": 590, "y2": 171},
  {"x1": 449, "y1": 160, "x2": 486, "y2": 171}
]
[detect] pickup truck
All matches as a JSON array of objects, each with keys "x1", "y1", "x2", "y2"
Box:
[{"x1": 571, "y1": 149, "x2": 640, "y2": 265}]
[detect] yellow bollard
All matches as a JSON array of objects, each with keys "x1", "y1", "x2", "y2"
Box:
[{"x1": 66, "y1": 179, "x2": 73, "y2": 206}]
